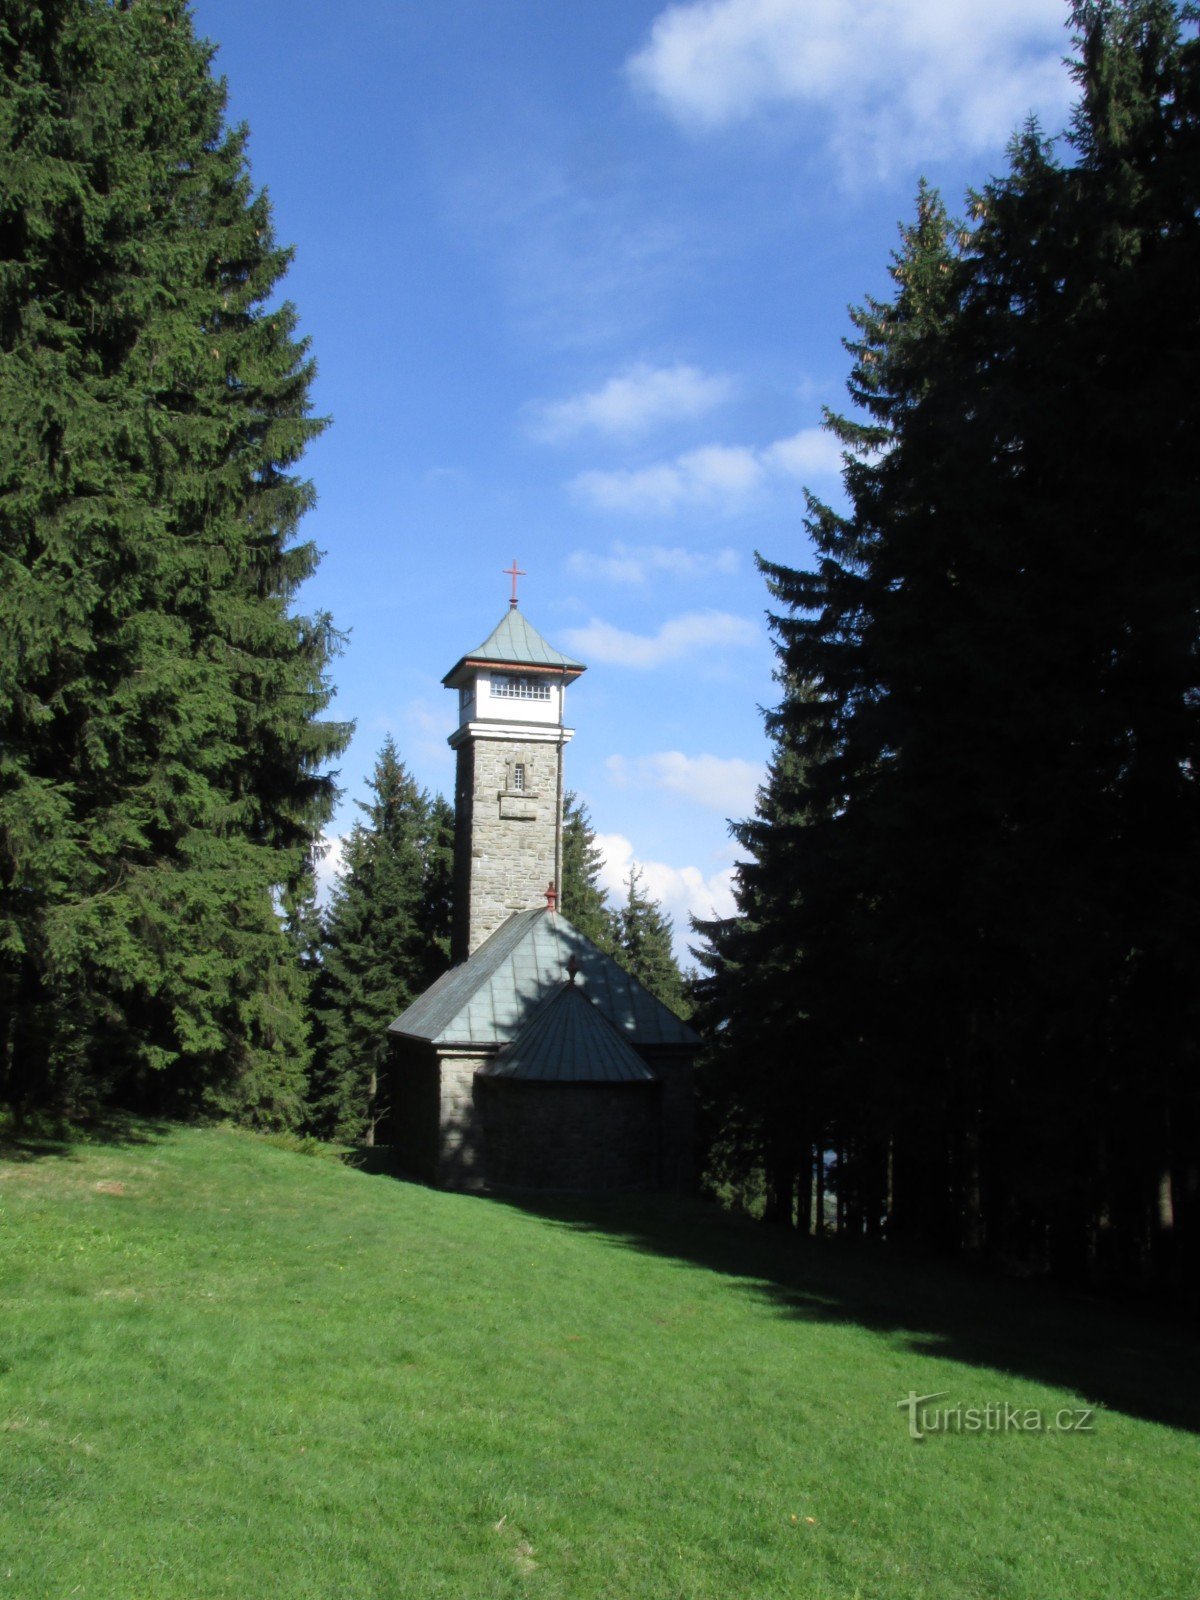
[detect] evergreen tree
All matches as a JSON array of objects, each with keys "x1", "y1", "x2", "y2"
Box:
[
  {"x1": 714, "y1": 185, "x2": 967, "y2": 1237},
  {"x1": 693, "y1": 687, "x2": 832, "y2": 1226},
  {"x1": 559, "y1": 792, "x2": 688, "y2": 1016},
  {"x1": 418, "y1": 793, "x2": 455, "y2": 977},
  {"x1": 280, "y1": 850, "x2": 328, "y2": 1100},
  {"x1": 311, "y1": 740, "x2": 451, "y2": 1144},
  {"x1": 1034, "y1": 0, "x2": 1200, "y2": 1287},
  {"x1": 559, "y1": 791, "x2": 617, "y2": 952},
  {"x1": 714, "y1": 0, "x2": 1199, "y2": 1295},
  {"x1": 616, "y1": 865, "x2": 688, "y2": 1018},
  {"x1": 0, "y1": 0, "x2": 349, "y2": 1126}
]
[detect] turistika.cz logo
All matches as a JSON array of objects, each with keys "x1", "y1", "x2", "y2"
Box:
[{"x1": 897, "y1": 1391, "x2": 1096, "y2": 1440}]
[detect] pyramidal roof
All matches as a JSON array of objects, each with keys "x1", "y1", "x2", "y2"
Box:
[
  {"x1": 389, "y1": 907, "x2": 698, "y2": 1050},
  {"x1": 482, "y1": 980, "x2": 656, "y2": 1083},
  {"x1": 442, "y1": 607, "x2": 585, "y2": 688}
]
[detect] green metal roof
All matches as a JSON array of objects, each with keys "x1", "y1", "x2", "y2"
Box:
[
  {"x1": 388, "y1": 907, "x2": 698, "y2": 1049},
  {"x1": 442, "y1": 607, "x2": 585, "y2": 688},
  {"x1": 482, "y1": 981, "x2": 656, "y2": 1083}
]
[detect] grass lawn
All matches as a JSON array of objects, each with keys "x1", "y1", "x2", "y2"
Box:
[{"x1": 1, "y1": 1123, "x2": 1196, "y2": 1599}]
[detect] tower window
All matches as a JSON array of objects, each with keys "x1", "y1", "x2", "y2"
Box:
[
  {"x1": 490, "y1": 673, "x2": 551, "y2": 701},
  {"x1": 512, "y1": 763, "x2": 526, "y2": 792}
]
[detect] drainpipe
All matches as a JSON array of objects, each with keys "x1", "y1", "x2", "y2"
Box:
[{"x1": 554, "y1": 668, "x2": 566, "y2": 903}]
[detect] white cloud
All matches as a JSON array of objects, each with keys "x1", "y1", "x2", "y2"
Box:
[
  {"x1": 572, "y1": 442, "x2": 764, "y2": 515},
  {"x1": 573, "y1": 461, "x2": 689, "y2": 516},
  {"x1": 313, "y1": 832, "x2": 347, "y2": 906},
  {"x1": 444, "y1": 143, "x2": 689, "y2": 351},
  {"x1": 530, "y1": 362, "x2": 734, "y2": 442},
  {"x1": 763, "y1": 426, "x2": 843, "y2": 478},
  {"x1": 562, "y1": 609, "x2": 759, "y2": 667},
  {"x1": 571, "y1": 425, "x2": 841, "y2": 515},
  {"x1": 567, "y1": 542, "x2": 739, "y2": 584},
  {"x1": 608, "y1": 750, "x2": 763, "y2": 815},
  {"x1": 627, "y1": 0, "x2": 1072, "y2": 178},
  {"x1": 684, "y1": 443, "x2": 763, "y2": 494},
  {"x1": 596, "y1": 832, "x2": 738, "y2": 962}
]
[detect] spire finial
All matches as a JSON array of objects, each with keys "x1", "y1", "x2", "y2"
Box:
[{"x1": 503, "y1": 558, "x2": 526, "y2": 609}]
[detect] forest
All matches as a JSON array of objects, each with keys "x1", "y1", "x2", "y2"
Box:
[
  {"x1": 2, "y1": 0, "x2": 1196, "y2": 1307},
  {"x1": 694, "y1": 0, "x2": 1199, "y2": 1305}
]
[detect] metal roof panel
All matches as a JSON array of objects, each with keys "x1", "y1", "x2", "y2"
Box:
[
  {"x1": 442, "y1": 607, "x2": 585, "y2": 686},
  {"x1": 483, "y1": 981, "x2": 656, "y2": 1082},
  {"x1": 388, "y1": 908, "x2": 699, "y2": 1049}
]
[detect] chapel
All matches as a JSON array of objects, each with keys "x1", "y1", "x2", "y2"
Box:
[{"x1": 387, "y1": 586, "x2": 698, "y2": 1191}]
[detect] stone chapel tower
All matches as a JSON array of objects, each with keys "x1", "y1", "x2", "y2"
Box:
[{"x1": 442, "y1": 595, "x2": 585, "y2": 961}]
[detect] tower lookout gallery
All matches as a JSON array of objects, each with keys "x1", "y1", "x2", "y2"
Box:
[{"x1": 388, "y1": 590, "x2": 698, "y2": 1192}]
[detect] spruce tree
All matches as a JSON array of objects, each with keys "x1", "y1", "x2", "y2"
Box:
[
  {"x1": 311, "y1": 740, "x2": 451, "y2": 1144},
  {"x1": 418, "y1": 793, "x2": 455, "y2": 979},
  {"x1": 722, "y1": 0, "x2": 1199, "y2": 1292},
  {"x1": 0, "y1": 0, "x2": 349, "y2": 1126},
  {"x1": 559, "y1": 794, "x2": 688, "y2": 1015},
  {"x1": 693, "y1": 690, "x2": 831, "y2": 1226},
  {"x1": 559, "y1": 791, "x2": 617, "y2": 952},
  {"x1": 616, "y1": 865, "x2": 688, "y2": 1017},
  {"x1": 750, "y1": 184, "x2": 969, "y2": 1242}
]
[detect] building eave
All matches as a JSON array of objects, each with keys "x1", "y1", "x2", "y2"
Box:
[{"x1": 442, "y1": 657, "x2": 586, "y2": 690}]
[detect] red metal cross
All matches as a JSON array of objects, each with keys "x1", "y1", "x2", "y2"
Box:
[{"x1": 503, "y1": 558, "x2": 526, "y2": 607}]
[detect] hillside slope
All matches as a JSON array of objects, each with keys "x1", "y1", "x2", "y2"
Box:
[{"x1": 0, "y1": 1125, "x2": 1195, "y2": 1599}]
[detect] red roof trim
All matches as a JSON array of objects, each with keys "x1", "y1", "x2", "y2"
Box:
[{"x1": 461, "y1": 658, "x2": 586, "y2": 676}]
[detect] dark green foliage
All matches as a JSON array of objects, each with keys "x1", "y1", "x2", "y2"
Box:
[
  {"x1": 560, "y1": 792, "x2": 688, "y2": 1015},
  {"x1": 618, "y1": 864, "x2": 688, "y2": 1018},
  {"x1": 0, "y1": 0, "x2": 349, "y2": 1126},
  {"x1": 419, "y1": 793, "x2": 455, "y2": 973},
  {"x1": 559, "y1": 791, "x2": 617, "y2": 953},
  {"x1": 311, "y1": 739, "x2": 451, "y2": 1144},
  {"x1": 703, "y1": 1, "x2": 1200, "y2": 1298},
  {"x1": 693, "y1": 698, "x2": 825, "y2": 1225}
]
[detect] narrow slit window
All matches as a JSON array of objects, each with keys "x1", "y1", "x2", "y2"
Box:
[{"x1": 512, "y1": 763, "x2": 526, "y2": 792}]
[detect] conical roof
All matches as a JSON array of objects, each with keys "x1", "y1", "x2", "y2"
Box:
[
  {"x1": 482, "y1": 980, "x2": 656, "y2": 1083},
  {"x1": 442, "y1": 607, "x2": 585, "y2": 688}
]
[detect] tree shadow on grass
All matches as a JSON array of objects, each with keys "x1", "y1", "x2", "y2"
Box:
[
  {"x1": 0, "y1": 1110, "x2": 174, "y2": 1165},
  {"x1": 483, "y1": 1188, "x2": 1200, "y2": 1436}
]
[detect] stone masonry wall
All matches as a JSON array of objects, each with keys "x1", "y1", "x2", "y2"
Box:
[
  {"x1": 436, "y1": 1051, "x2": 489, "y2": 1189},
  {"x1": 411, "y1": 1047, "x2": 693, "y2": 1193},
  {"x1": 477, "y1": 1078, "x2": 661, "y2": 1191},
  {"x1": 453, "y1": 736, "x2": 561, "y2": 957}
]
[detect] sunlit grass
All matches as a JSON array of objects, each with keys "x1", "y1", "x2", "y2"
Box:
[{"x1": 0, "y1": 1123, "x2": 1195, "y2": 1599}]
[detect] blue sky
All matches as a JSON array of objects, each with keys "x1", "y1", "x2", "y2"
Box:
[{"x1": 190, "y1": 0, "x2": 1077, "y2": 956}]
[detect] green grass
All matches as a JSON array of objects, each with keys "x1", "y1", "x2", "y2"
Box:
[{"x1": 1, "y1": 1124, "x2": 1196, "y2": 1599}]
